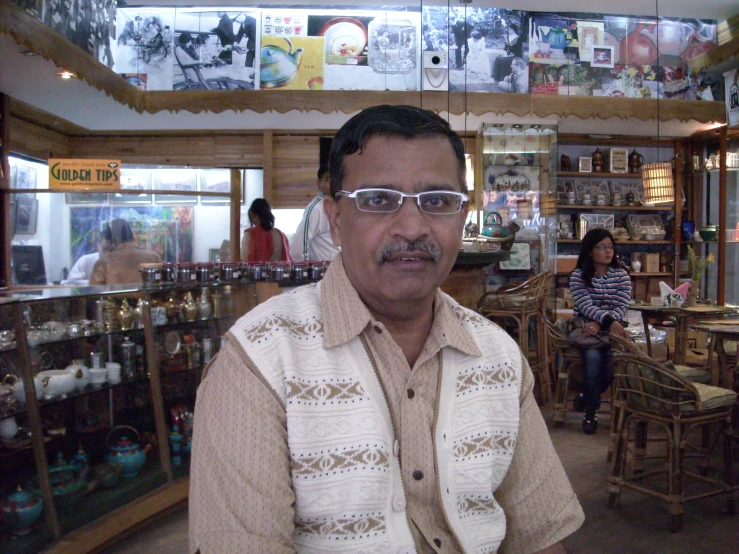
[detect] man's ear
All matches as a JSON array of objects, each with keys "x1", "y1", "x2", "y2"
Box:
[{"x1": 323, "y1": 196, "x2": 342, "y2": 248}]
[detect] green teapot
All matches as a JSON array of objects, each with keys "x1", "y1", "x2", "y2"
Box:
[
  {"x1": 481, "y1": 212, "x2": 519, "y2": 239},
  {"x1": 260, "y1": 38, "x2": 303, "y2": 89}
]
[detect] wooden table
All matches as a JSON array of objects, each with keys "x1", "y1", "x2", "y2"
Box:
[
  {"x1": 629, "y1": 305, "x2": 737, "y2": 366},
  {"x1": 690, "y1": 321, "x2": 739, "y2": 390}
]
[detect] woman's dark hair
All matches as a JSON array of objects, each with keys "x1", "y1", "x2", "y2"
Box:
[
  {"x1": 329, "y1": 105, "x2": 466, "y2": 197},
  {"x1": 248, "y1": 198, "x2": 275, "y2": 231},
  {"x1": 471, "y1": 30, "x2": 483, "y2": 40},
  {"x1": 575, "y1": 228, "x2": 620, "y2": 286},
  {"x1": 178, "y1": 31, "x2": 193, "y2": 45},
  {"x1": 110, "y1": 218, "x2": 135, "y2": 245}
]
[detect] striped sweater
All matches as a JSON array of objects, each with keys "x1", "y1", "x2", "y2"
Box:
[{"x1": 569, "y1": 267, "x2": 631, "y2": 328}]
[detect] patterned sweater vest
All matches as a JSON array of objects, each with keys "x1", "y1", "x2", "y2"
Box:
[{"x1": 231, "y1": 283, "x2": 522, "y2": 553}]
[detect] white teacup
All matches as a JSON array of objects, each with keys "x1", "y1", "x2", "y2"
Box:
[
  {"x1": 90, "y1": 368, "x2": 108, "y2": 388},
  {"x1": 106, "y1": 362, "x2": 121, "y2": 385}
]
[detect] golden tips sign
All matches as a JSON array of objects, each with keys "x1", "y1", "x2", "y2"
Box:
[{"x1": 49, "y1": 159, "x2": 121, "y2": 190}]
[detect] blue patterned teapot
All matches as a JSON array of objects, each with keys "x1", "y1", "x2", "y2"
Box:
[
  {"x1": 1, "y1": 486, "x2": 43, "y2": 535},
  {"x1": 106, "y1": 426, "x2": 147, "y2": 478}
]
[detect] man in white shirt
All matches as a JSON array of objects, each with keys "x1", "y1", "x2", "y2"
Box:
[
  {"x1": 290, "y1": 168, "x2": 340, "y2": 262},
  {"x1": 61, "y1": 225, "x2": 113, "y2": 285}
]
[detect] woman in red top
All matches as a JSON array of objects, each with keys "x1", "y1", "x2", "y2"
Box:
[{"x1": 241, "y1": 198, "x2": 291, "y2": 262}]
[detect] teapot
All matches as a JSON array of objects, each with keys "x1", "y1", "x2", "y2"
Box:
[
  {"x1": 260, "y1": 38, "x2": 303, "y2": 89},
  {"x1": 65, "y1": 359, "x2": 90, "y2": 391},
  {"x1": 539, "y1": 26, "x2": 570, "y2": 50},
  {"x1": 3, "y1": 374, "x2": 44, "y2": 404},
  {"x1": 628, "y1": 149, "x2": 644, "y2": 173},
  {"x1": 640, "y1": 20, "x2": 691, "y2": 57},
  {"x1": 620, "y1": 24, "x2": 658, "y2": 64},
  {"x1": 1, "y1": 486, "x2": 44, "y2": 536},
  {"x1": 106, "y1": 425, "x2": 148, "y2": 478},
  {"x1": 481, "y1": 212, "x2": 519, "y2": 239}
]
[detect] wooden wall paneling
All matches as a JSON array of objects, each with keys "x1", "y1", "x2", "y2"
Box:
[
  {"x1": 8, "y1": 116, "x2": 70, "y2": 160},
  {"x1": 1, "y1": 93, "x2": 9, "y2": 288},
  {"x1": 262, "y1": 130, "x2": 273, "y2": 205},
  {"x1": 67, "y1": 135, "x2": 262, "y2": 167},
  {"x1": 271, "y1": 135, "x2": 320, "y2": 209},
  {"x1": 718, "y1": 126, "x2": 727, "y2": 306}
]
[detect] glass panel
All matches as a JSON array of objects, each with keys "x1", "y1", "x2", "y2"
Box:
[
  {"x1": 0, "y1": 302, "x2": 56, "y2": 553},
  {"x1": 8, "y1": 159, "x2": 233, "y2": 287},
  {"x1": 18, "y1": 292, "x2": 166, "y2": 535}
]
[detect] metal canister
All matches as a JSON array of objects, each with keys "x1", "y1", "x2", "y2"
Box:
[
  {"x1": 290, "y1": 262, "x2": 308, "y2": 281},
  {"x1": 196, "y1": 263, "x2": 213, "y2": 284},
  {"x1": 94, "y1": 298, "x2": 107, "y2": 331},
  {"x1": 120, "y1": 337, "x2": 137, "y2": 380},
  {"x1": 308, "y1": 262, "x2": 324, "y2": 281},
  {"x1": 202, "y1": 337, "x2": 214, "y2": 365},
  {"x1": 138, "y1": 263, "x2": 162, "y2": 286},
  {"x1": 178, "y1": 263, "x2": 196, "y2": 284},
  {"x1": 90, "y1": 351, "x2": 105, "y2": 369},
  {"x1": 161, "y1": 263, "x2": 177, "y2": 284},
  {"x1": 576, "y1": 219, "x2": 589, "y2": 240},
  {"x1": 248, "y1": 263, "x2": 265, "y2": 281},
  {"x1": 218, "y1": 262, "x2": 239, "y2": 282}
]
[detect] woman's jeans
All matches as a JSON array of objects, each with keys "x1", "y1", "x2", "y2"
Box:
[{"x1": 579, "y1": 346, "x2": 614, "y2": 414}]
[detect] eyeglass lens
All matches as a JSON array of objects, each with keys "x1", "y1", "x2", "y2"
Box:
[
  {"x1": 594, "y1": 244, "x2": 614, "y2": 251},
  {"x1": 354, "y1": 190, "x2": 464, "y2": 214}
]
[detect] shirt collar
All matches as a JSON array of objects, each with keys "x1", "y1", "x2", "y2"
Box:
[{"x1": 321, "y1": 254, "x2": 481, "y2": 358}]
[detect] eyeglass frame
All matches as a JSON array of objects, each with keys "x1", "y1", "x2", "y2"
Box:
[
  {"x1": 334, "y1": 188, "x2": 470, "y2": 215},
  {"x1": 592, "y1": 244, "x2": 615, "y2": 252}
]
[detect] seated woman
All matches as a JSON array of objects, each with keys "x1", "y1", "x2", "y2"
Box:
[
  {"x1": 569, "y1": 228, "x2": 631, "y2": 434},
  {"x1": 241, "y1": 198, "x2": 291, "y2": 263}
]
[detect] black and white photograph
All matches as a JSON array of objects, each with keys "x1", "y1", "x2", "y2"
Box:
[
  {"x1": 12, "y1": 163, "x2": 37, "y2": 198},
  {"x1": 112, "y1": 8, "x2": 175, "y2": 91},
  {"x1": 41, "y1": 0, "x2": 116, "y2": 67},
  {"x1": 422, "y1": 7, "x2": 528, "y2": 93},
  {"x1": 172, "y1": 10, "x2": 258, "y2": 91},
  {"x1": 14, "y1": 197, "x2": 39, "y2": 235}
]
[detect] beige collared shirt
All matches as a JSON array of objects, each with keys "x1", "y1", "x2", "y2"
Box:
[
  {"x1": 189, "y1": 255, "x2": 583, "y2": 554},
  {"x1": 89, "y1": 242, "x2": 161, "y2": 285}
]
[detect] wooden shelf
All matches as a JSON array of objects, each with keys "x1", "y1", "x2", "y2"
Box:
[
  {"x1": 558, "y1": 171, "x2": 642, "y2": 179},
  {"x1": 555, "y1": 204, "x2": 672, "y2": 211},
  {"x1": 558, "y1": 239, "x2": 673, "y2": 245},
  {"x1": 556, "y1": 271, "x2": 673, "y2": 277}
]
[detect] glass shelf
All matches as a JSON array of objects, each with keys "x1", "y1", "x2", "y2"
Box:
[{"x1": 555, "y1": 204, "x2": 672, "y2": 211}]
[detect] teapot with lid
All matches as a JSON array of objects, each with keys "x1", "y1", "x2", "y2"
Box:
[{"x1": 260, "y1": 38, "x2": 303, "y2": 89}]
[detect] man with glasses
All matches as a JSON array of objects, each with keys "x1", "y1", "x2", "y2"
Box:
[{"x1": 190, "y1": 105, "x2": 583, "y2": 554}]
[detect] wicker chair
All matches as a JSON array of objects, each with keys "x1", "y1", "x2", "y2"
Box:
[
  {"x1": 547, "y1": 319, "x2": 583, "y2": 427},
  {"x1": 478, "y1": 272, "x2": 553, "y2": 403},
  {"x1": 607, "y1": 353, "x2": 737, "y2": 532}
]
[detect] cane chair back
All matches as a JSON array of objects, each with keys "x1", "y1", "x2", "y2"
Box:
[{"x1": 547, "y1": 319, "x2": 583, "y2": 427}]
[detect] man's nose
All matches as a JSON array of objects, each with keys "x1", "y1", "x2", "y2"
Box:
[{"x1": 391, "y1": 197, "x2": 432, "y2": 238}]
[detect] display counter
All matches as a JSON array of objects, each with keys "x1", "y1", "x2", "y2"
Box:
[{"x1": 0, "y1": 280, "x2": 273, "y2": 553}]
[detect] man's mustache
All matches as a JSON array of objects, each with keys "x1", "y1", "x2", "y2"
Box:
[{"x1": 380, "y1": 240, "x2": 441, "y2": 263}]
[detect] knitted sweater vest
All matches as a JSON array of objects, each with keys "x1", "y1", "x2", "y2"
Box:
[{"x1": 231, "y1": 284, "x2": 522, "y2": 553}]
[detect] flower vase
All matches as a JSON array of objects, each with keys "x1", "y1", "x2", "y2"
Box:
[{"x1": 687, "y1": 280, "x2": 700, "y2": 307}]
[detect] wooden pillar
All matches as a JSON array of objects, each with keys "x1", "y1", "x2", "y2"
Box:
[
  {"x1": 1, "y1": 92, "x2": 10, "y2": 288},
  {"x1": 262, "y1": 130, "x2": 273, "y2": 205},
  {"x1": 718, "y1": 126, "x2": 727, "y2": 306},
  {"x1": 230, "y1": 168, "x2": 241, "y2": 262}
]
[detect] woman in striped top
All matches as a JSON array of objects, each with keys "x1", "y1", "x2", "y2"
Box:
[{"x1": 570, "y1": 228, "x2": 631, "y2": 434}]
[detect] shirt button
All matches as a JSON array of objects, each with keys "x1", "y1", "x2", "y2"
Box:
[
  {"x1": 393, "y1": 439, "x2": 400, "y2": 457},
  {"x1": 412, "y1": 470, "x2": 424, "y2": 481},
  {"x1": 434, "y1": 538, "x2": 442, "y2": 547},
  {"x1": 407, "y1": 389, "x2": 415, "y2": 399},
  {"x1": 392, "y1": 494, "x2": 406, "y2": 512}
]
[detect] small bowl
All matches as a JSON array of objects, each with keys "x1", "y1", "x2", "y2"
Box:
[
  {"x1": 90, "y1": 368, "x2": 108, "y2": 388},
  {"x1": 698, "y1": 227, "x2": 718, "y2": 241}
]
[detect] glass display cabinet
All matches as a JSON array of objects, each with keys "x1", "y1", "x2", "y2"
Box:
[
  {"x1": 682, "y1": 127, "x2": 738, "y2": 306},
  {"x1": 476, "y1": 123, "x2": 558, "y2": 289},
  {"x1": 0, "y1": 281, "x2": 260, "y2": 552}
]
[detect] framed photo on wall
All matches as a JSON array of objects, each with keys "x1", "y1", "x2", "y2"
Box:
[
  {"x1": 609, "y1": 148, "x2": 629, "y2": 173},
  {"x1": 114, "y1": 168, "x2": 152, "y2": 203},
  {"x1": 199, "y1": 169, "x2": 231, "y2": 204},
  {"x1": 578, "y1": 157, "x2": 593, "y2": 173},
  {"x1": 153, "y1": 169, "x2": 197, "y2": 204},
  {"x1": 591, "y1": 45, "x2": 615, "y2": 68},
  {"x1": 14, "y1": 197, "x2": 38, "y2": 235},
  {"x1": 12, "y1": 164, "x2": 37, "y2": 198}
]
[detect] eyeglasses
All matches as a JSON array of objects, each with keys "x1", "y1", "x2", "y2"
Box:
[
  {"x1": 593, "y1": 244, "x2": 615, "y2": 252},
  {"x1": 335, "y1": 188, "x2": 470, "y2": 215}
]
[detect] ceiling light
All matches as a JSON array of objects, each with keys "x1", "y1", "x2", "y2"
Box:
[{"x1": 58, "y1": 70, "x2": 75, "y2": 79}]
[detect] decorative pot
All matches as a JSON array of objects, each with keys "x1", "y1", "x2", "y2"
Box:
[
  {"x1": 3, "y1": 374, "x2": 44, "y2": 404},
  {"x1": 0, "y1": 416, "x2": 20, "y2": 440},
  {"x1": 37, "y1": 370, "x2": 76, "y2": 399},
  {"x1": 106, "y1": 425, "x2": 147, "y2": 478},
  {"x1": 1, "y1": 486, "x2": 43, "y2": 535},
  {"x1": 687, "y1": 280, "x2": 700, "y2": 307},
  {"x1": 65, "y1": 359, "x2": 90, "y2": 391}
]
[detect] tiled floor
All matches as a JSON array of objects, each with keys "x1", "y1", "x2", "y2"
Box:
[{"x1": 103, "y1": 405, "x2": 737, "y2": 554}]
